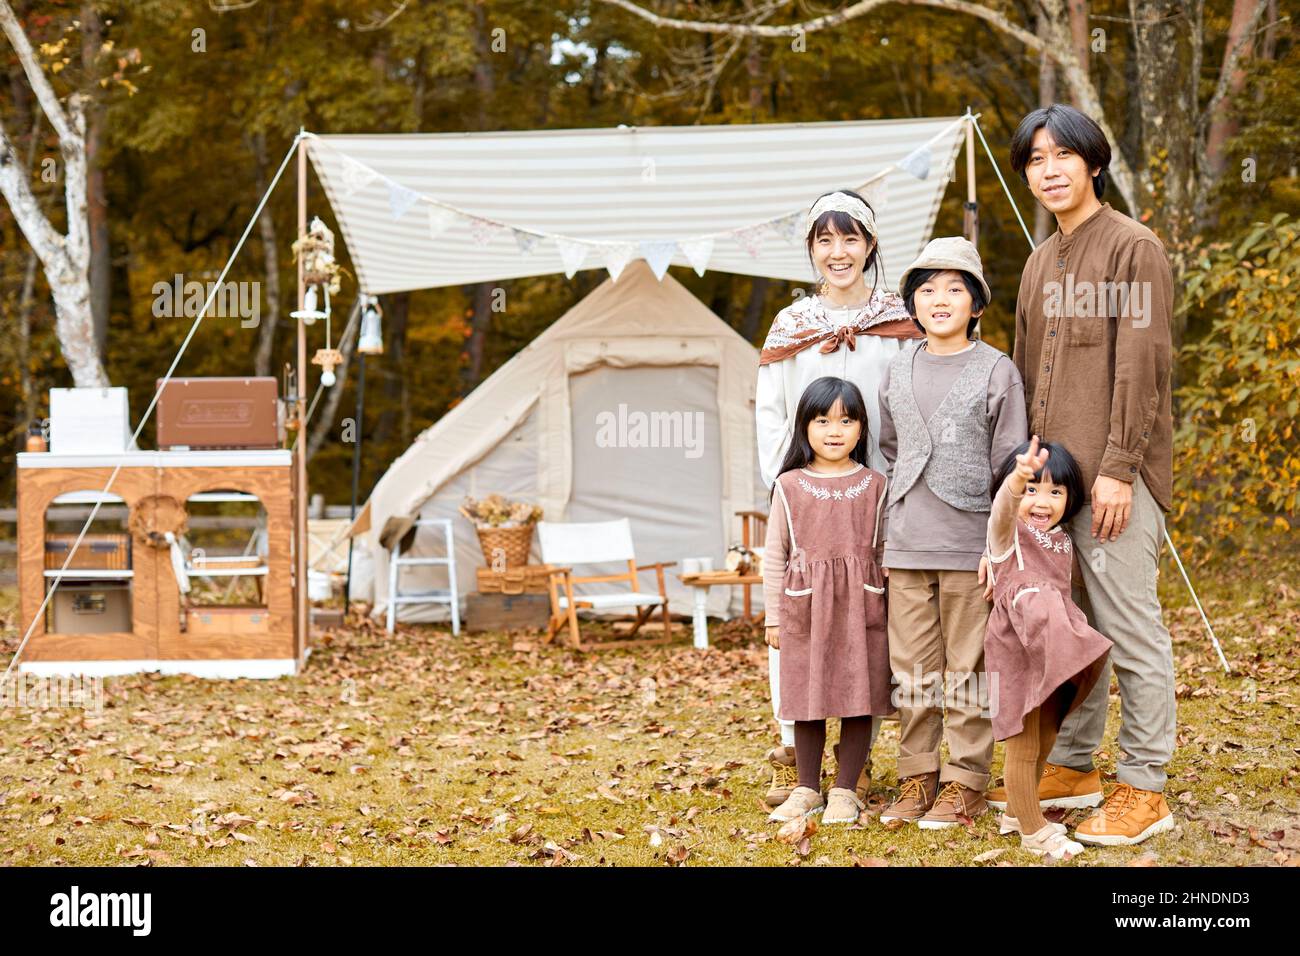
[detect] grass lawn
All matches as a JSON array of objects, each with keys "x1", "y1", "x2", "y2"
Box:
[{"x1": 1, "y1": 550, "x2": 1297, "y2": 867}]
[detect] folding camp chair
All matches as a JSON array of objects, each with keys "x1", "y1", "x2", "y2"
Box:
[{"x1": 536, "y1": 518, "x2": 675, "y2": 650}]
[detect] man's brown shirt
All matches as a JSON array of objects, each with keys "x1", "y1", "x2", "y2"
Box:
[{"x1": 1013, "y1": 202, "x2": 1173, "y2": 512}]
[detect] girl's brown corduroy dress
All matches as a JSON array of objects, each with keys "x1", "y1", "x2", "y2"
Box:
[
  {"x1": 772, "y1": 463, "x2": 895, "y2": 722},
  {"x1": 984, "y1": 519, "x2": 1113, "y2": 741}
]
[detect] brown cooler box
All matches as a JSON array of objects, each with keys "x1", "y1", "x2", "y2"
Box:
[
  {"x1": 50, "y1": 582, "x2": 132, "y2": 634},
  {"x1": 156, "y1": 377, "x2": 279, "y2": 450}
]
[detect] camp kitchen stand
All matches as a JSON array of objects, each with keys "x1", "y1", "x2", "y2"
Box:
[{"x1": 16, "y1": 449, "x2": 304, "y2": 678}]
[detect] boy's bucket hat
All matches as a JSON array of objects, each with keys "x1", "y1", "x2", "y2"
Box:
[{"x1": 899, "y1": 236, "x2": 991, "y2": 303}]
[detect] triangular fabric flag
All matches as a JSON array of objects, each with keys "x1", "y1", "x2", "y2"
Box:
[
  {"x1": 733, "y1": 223, "x2": 770, "y2": 258},
  {"x1": 639, "y1": 240, "x2": 677, "y2": 280},
  {"x1": 862, "y1": 178, "x2": 890, "y2": 212},
  {"x1": 427, "y1": 205, "x2": 457, "y2": 239},
  {"x1": 556, "y1": 238, "x2": 589, "y2": 278},
  {"x1": 513, "y1": 228, "x2": 542, "y2": 255},
  {"x1": 468, "y1": 216, "x2": 504, "y2": 246},
  {"x1": 679, "y1": 237, "x2": 714, "y2": 276},
  {"x1": 340, "y1": 154, "x2": 378, "y2": 196},
  {"x1": 898, "y1": 144, "x2": 932, "y2": 180},
  {"x1": 600, "y1": 242, "x2": 637, "y2": 281},
  {"x1": 386, "y1": 179, "x2": 421, "y2": 220},
  {"x1": 771, "y1": 211, "x2": 805, "y2": 245}
]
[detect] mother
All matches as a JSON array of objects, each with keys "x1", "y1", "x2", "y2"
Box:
[{"x1": 755, "y1": 188, "x2": 923, "y2": 807}]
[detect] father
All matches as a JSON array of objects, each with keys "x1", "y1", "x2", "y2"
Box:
[{"x1": 1003, "y1": 103, "x2": 1176, "y2": 846}]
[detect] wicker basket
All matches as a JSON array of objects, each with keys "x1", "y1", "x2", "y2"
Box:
[{"x1": 474, "y1": 524, "x2": 535, "y2": 569}]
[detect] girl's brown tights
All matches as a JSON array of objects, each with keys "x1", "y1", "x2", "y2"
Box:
[
  {"x1": 794, "y1": 716, "x2": 873, "y2": 791},
  {"x1": 1004, "y1": 688, "x2": 1070, "y2": 833}
]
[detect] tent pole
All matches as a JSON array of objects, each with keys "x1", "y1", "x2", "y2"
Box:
[
  {"x1": 964, "y1": 111, "x2": 978, "y2": 245},
  {"x1": 295, "y1": 132, "x2": 309, "y2": 664},
  {"x1": 345, "y1": 352, "x2": 366, "y2": 612}
]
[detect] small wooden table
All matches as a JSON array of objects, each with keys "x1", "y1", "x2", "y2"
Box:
[{"x1": 677, "y1": 569, "x2": 763, "y2": 649}]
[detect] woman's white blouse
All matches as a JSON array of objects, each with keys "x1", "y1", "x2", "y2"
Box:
[{"x1": 755, "y1": 306, "x2": 909, "y2": 488}]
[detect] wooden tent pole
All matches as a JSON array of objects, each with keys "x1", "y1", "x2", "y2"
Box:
[
  {"x1": 295, "y1": 134, "x2": 309, "y2": 663},
  {"x1": 964, "y1": 113, "x2": 979, "y2": 246}
]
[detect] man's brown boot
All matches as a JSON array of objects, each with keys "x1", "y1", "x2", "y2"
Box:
[
  {"x1": 985, "y1": 763, "x2": 1104, "y2": 811},
  {"x1": 1074, "y1": 783, "x2": 1175, "y2": 846},
  {"x1": 880, "y1": 771, "x2": 939, "y2": 824}
]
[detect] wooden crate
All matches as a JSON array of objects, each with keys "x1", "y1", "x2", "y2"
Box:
[
  {"x1": 475, "y1": 564, "x2": 552, "y2": 595},
  {"x1": 466, "y1": 592, "x2": 549, "y2": 632},
  {"x1": 44, "y1": 532, "x2": 131, "y2": 570}
]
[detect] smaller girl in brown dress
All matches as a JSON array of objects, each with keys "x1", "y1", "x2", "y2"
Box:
[
  {"x1": 985, "y1": 436, "x2": 1112, "y2": 860},
  {"x1": 763, "y1": 376, "x2": 894, "y2": 826}
]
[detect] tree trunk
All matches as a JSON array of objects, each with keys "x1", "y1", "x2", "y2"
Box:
[
  {"x1": 460, "y1": 281, "x2": 495, "y2": 396},
  {"x1": 306, "y1": 299, "x2": 361, "y2": 462},
  {"x1": 373, "y1": 291, "x2": 409, "y2": 449},
  {"x1": 738, "y1": 277, "x2": 769, "y2": 344},
  {"x1": 81, "y1": 2, "x2": 110, "y2": 355},
  {"x1": 1204, "y1": 0, "x2": 1262, "y2": 181},
  {"x1": 1034, "y1": 12, "x2": 1056, "y2": 246},
  {"x1": 250, "y1": 131, "x2": 282, "y2": 378}
]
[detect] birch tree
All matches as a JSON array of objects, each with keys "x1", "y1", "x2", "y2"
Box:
[{"x1": 0, "y1": 0, "x2": 107, "y2": 386}]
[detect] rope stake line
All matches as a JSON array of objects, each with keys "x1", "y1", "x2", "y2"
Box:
[
  {"x1": 966, "y1": 108, "x2": 1228, "y2": 674},
  {"x1": 1, "y1": 133, "x2": 306, "y2": 690}
]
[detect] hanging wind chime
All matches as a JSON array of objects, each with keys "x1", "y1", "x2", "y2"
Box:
[{"x1": 291, "y1": 216, "x2": 345, "y2": 387}]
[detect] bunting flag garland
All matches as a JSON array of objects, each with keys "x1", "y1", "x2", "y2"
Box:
[
  {"x1": 556, "y1": 238, "x2": 589, "y2": 278},
  {"x1": 678, "y1": 237, "x2": 714, "y2": 276},
  {"x1": 639, "y1": 240, "x2": 677, "y2": 280},
  {"x1": 899, "y1": 144, "x2": 932, "y2": 180},
  {"x1": 600, "y1": 242, "x2": 637, "y2": 281},
  {"x1": 387, "y1": 179, "x2": 422, "y2": 220},
  {"x1": 513, "y1": 228, "x2": 542, "y2": 254},
  {"x1": 733, "y1": 223, "x2": 770, "y2": 258},
  {"x1": 468, "y1": 216, "x2": 504, "y2": 246}
]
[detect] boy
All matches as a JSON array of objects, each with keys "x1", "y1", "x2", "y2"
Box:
[{"x1": 877, "y1": 237, "x2": 1027, "y2": 827}]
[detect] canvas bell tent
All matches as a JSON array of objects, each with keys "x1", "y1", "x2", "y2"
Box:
[{"x1": 348, "y1": 260, "x2": 766, "y2": 622}]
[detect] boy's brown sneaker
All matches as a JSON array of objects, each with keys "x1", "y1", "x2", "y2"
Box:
[
  {"x1": 764, "y1": 746, "x2": 798, "y2": 808},
  {"x1": 918, "y1": 781, "x2": 988, "y2": 829},
  {"x1": 832, "y1": 742, "x2": 872, "y2": 801},
  {"x1": 879, "y1": 771, "x2": 939, "y2": 823},
  {"x1": 1073, "y1": 783, "x2": 1175, "y2": 846},
  {"x1": 985, "y1": 763, "x2": 1104, "y2": 811}
]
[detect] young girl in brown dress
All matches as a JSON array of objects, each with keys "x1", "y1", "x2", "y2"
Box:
[
  {"x1": 985, "y1": 436, "x2": 1112, "y2": 859},
  {"x1": 763, "y1": 376, "x2": 894, "y2": 825}
]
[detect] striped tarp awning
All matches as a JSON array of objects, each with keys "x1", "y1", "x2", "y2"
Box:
[{"x1": 304, "y1": 116, "x2": 967, "y2": 294}]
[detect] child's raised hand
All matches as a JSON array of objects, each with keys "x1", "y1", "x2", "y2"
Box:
[{"x1": 1014, "y1": 434, "x2": 1049, "y2": 484}]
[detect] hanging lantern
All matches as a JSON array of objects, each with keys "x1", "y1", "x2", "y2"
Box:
[{"x1": 357, "y1": 297, "x2": 384, "y2": 355}]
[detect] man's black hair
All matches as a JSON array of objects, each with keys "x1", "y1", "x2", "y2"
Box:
[{"x1": 1009, "y1": 104, "x2": 1111, "y2": 200}]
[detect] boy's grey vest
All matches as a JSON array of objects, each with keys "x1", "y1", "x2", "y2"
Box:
[{"x1": 886, "y1": 339, "x2": 1004, "y2": 512}]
